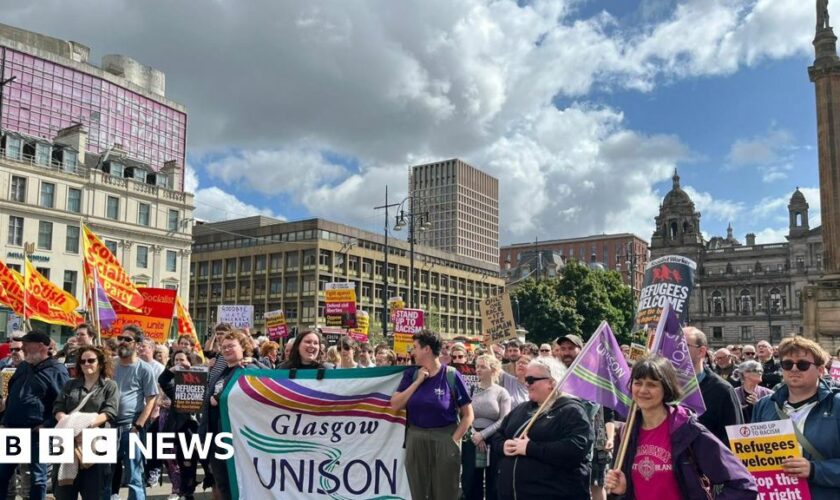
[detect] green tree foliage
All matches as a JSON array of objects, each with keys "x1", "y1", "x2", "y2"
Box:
[{"x1": 511, "y1": 261, "x2": 636, "y2": 346}]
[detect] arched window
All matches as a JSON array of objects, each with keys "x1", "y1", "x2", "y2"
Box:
[
  {"x1": 795, "y1": 212, "x2": 802, "y2": 226},
  {"x1": 670, "y1": 222, "x2": 678, "y2": 240},
  {"x1": 712, "y1": 290, "x2": 723, "y2": 316},
  {"x1": 683, "y1": 221, "x2": 691, "y2": 234},
  {"x1": 769, "y1": 288, "x2": 783, "y2": 313},
  {"x1": 740, "y1": 289, "x2": 752, "y2": 315}
]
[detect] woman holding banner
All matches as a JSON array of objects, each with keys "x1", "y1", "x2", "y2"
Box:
[
  {"x1": 604, "y1": 356, "x2": 756, "y2": 499},
  {"x1": 279, "y1": 330, "x2": 325, "y2": 369},
  {"x1": 496, "y1": 357, "x2": 593, "y2": 500}
]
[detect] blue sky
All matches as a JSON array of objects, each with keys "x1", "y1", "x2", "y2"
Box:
[{"x1": 4, "y1": 0, "x2": 829, "y2": 246}]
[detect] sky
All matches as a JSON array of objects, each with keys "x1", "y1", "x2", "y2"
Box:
[{"x1": 2, "y1": 0, "x2": 831, "y2": 247}]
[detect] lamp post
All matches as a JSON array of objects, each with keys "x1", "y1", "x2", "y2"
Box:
[
  {"x1": 616, "y1": 241, "x2": 645, "y2": 297},
  {"x1": 393, "y1": 197, "x2": 431, "y2": 309},
  {"x1": 374, "y1": 186, "x2": 401, "y2": 337},
  {"x1": 762, "y1": 291, "x2": 782, "y2": 344}
]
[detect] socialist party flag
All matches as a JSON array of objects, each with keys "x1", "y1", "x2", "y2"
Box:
[
  {"x1": 650, "y1": 302, "x2": 706, "y2": 416},
  {"x1": 82, "y1": 224, "x2": 144, "y2": 312},
  {"x1": 559, "y1": 321, "x2": 633, "y2": 418}
]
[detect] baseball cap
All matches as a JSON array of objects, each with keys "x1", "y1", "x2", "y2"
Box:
[
  {"x1": 20, "y1": 331, "x2": 51, "y2": 346},
  {"x1": 556, "y1": 334, "x2": 584, "y2": 349}
]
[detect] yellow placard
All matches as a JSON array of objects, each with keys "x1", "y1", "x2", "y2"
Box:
[{"x1": 393, "y1": 333, "x2": 414, "y2": 356}]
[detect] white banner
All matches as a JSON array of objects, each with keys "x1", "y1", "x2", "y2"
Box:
[{"x1": 222, "y1": 367, "x2": 412, "y2": 499}]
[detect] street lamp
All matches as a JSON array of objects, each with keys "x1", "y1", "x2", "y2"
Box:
[
  {"x1": 616, "y1": 241, "x2": 645, "y2": 297},
  {"x1": 392, "y1": 197, "x2": 431, "y2": 309}
]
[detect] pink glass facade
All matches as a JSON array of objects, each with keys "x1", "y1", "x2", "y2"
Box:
[{"x1": 1, "y1": 47, "x2": 186, "y2": 188}]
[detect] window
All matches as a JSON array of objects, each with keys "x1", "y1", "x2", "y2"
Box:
[
  {"x1": 166, "y1": 250, "x2": 177, "y2": 272},
  {"x1": 255, "y1": 255, "x2": 266, "y2": 272},
  {"x1": 138, "y1": 203, "x2": 150, "y2": 226},
  {"x1": 5, "y1": 137, "x2": 21, "y2": 160},
  {"x1": 39, "y1": 182, "x2": 55, "y2": 208},
  {"x1": 37, "y1": 221, "x2": 53, "y2": 250},
  {"x1": 35, "y1": 143, "x2": 51, "y2": 166},
  {"x1": 225, "y1": 258, "x2": 237, "y2": 275},
  {"x1": 198, "y1": 262, "x2": 208, "y2": 277},
  {"x1": 62, "y1": 150, "x2": 78, "y2": 171},
  {"x1": 168, "y1": 210, "x2": 179, "y2": 232},
  {"x1": 7, "y1": 216, "x2": 23, "y2": 245},
  {"x1": 712, "y1": 327, "x2": 723, "y2": 340},
  {"x1": 239, "y1": 257, "x2": 252, "y2": 273},
  {"x1": 67, "y1": 188, "x2": 81, "y2": 213},
  {"x1": 136, "y1": 246, "x2": 149, "y2": 268},
  {"x1": 10, "y1": 176, "x2": 26, "y2": 202},
  {"x1": 740, "y1": 326, "x2": 753, "y2": 341},
  {"x1": 109, "y1": 162, "x2": 124, "y2": 178},
  {"x1": 65, "y1": 226, "x2": 80, "y2": 253},
  {"x1": 106, "y1": 196, "x2": 120, "y2": 220},
  {"x1": 104, "y1": 240, "x2": 118, "y2": 255},
  {"x1": 36, "y1": 267, "x2": 50, "y2": 279},
  {"x1": 63, "y1": 271, "x2": 77, "y2": 295},
  {"x1": 211, "y1": 260, "x2": 222, "y2": 276}
]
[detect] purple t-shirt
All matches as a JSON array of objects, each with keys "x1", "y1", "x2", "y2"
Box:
[{"x1": 397, "y1": 365, "x2": 472, "y2": 428}]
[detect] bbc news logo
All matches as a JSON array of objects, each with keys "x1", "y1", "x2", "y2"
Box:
[{"x1": 0, "y1": 429, "x2": 234, "y2": 463}]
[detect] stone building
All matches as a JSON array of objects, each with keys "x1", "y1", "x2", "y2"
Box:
[{"x1": 650, "y1": 171, "x2": 821, "y2": 347}]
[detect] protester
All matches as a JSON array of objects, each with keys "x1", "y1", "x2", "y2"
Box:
[
  {"x1": 521, "y1": 342, "x2": 539, "y2": 357},
  {"x1": 734, "y1": 360, "x2": 773, "y2": 423},
  {"x1": 153, "y1": 345, "x2": 169, "y2": 368},
  {"x1": 390, "y1": 330, "x2": 474, "y2": 500},
  {"x1": 358, "y1": 342, "x2": 376, "y2": 368},
  {"x1": 500, "y1": 354, "x2": 530, "y2": 406},
  {"x1": 53, "y1": 346, "x2": 119, "y2": 500},
  {"x1": 753, "y1": 336, "x2": 840, "y2": 499},
  {"x1": 279, "y1": 330, "x2": 325, "y2": 369},
  {"x1": 105, "y1": 326, "x2": 159, "y2": 500},
  {"x1": 756, "y1": 340, "x2": 782, "y2": 389},
  {"x1": 375, "y1": 349, "x2": 397, "y2": 366},
  {"x1": 439, "y1": 343, "x2": 452, "y2": 365},
  {"x1": 325, "y1": 345, "x2": 340, "y2": 366},
  {"x1": 199, "y1": 330, "x2": 262, "y2": 500},
  {"x1": 621, "y1": 344, "x2": 631, "y2": 360},
  {"x1": 158, "y1": 351, "x2": 200, "y2": 500},
  {"x1": 604, "y1": 355, "x2": 757, "y2": 499},
  {"x1": 497, "y1": 357, "x2": 593, "y2": 500},
  {"x1": 556, "y1": 334, "x2": 583, "y2": 368},
  {"x1": 0, "y1": 330, "x2": 69, "y2": 500},
  {"x1": 732, "y1": 344, "x2": 745, "y2": 361},
  {"x1": 538, "y1": 343, "x2": 552, "y2": 358},
  {"x1": 336, "y1": 337, "x2": 358, "y2": 369},
  {"x1": 0, "y1": 335, "x2": 24, "y2": 370},
  {"x1": 136, "y1": 337, "x2": 166, "y2": 488},
  {"x1": 463, "y1": 354, "x2": 511, "y2": 500},
  {"x1": 741, "y1": 344, "x2": 756, "y2": 361},
  {"x1": 714, "y1": 347, "x2": 740, "y2": 386},
  {"x1": 502, "y1": 340, "x2": 521, "y2": 375},
  {"x1": 259, "y1": 341, "x2": 281, "y2": 369},
  {"x1": 450, "y1": 343, "x2": 468, "y2": 365},
  {"x1": 282, "y1": 337, "x2": 295, "y2": 361},
  {"x1": 684, "y1": 327, "x2": 744, "y2": 445}
]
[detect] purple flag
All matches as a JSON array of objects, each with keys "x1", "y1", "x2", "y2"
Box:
[
  {"x1": 93, "y1": 268, "x2": 116, "y2": 330},
  {"x1": 650, "y1": 302, "x2": 706, "y2": 416},
  {"x1": 559, "y1": 322, "x2": 633, "y2": 418}
]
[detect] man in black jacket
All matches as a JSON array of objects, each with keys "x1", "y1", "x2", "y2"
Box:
[
  {"x1": 684, "y1": 327, "x2": 744, "y2": 446},
  {"x1": 756, "y1": 340, "x2": 782, "y2": 389},
  {"x1": 0, "y1": 330, "x2": 69, "y2": 500}
]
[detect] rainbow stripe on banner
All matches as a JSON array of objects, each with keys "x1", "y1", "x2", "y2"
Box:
[{"x1": 237, "y1": 375, "x2": 406, "y2": 425}]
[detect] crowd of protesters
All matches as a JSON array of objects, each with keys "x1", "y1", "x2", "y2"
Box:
[{"x1": 0, "y1": 322, "x2": 837, "y2": 499}]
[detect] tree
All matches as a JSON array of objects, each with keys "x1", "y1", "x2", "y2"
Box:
[{"x1": 510, "y1": 279, "x2": 582, "y2": 346}]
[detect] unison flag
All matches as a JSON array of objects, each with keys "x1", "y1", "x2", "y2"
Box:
[
  {"x1": 82, "y1": 224, "x2": 144, "y2": 312},
  {"x1": 559, "y1": 321, "x2": 633, "y2": 418},
  {"x1": 650, "y1": 302, "x2": 706, "y2": 416}
]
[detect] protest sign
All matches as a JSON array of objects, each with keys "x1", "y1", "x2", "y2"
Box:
[
  {"x1": 388, "y1": 296, "x2": 405, "y2": 323},
  {"x1": 325, "y1": 282, "x2": 357, "y2": 329},
  {"x1": 350, "y1": 310, "x2": 369, "y2": 342},
  {"x1": 264, "y1": 310, "x2": 289, "y2": 340},
  {"x1": 103, "y1": 288, "x2": 177, "y2": 343},
  {"x1": 393, "y1": 309, "x2": 424, "y2": 356},
  {"x1": 452, "y1": 363, "x2": 479, "y2": 393},
  {"x1": 222, "y1": 367, "x2": 412, "y2": 499},
  {"x1": 629, "y1": 343, "x2": 647, "y2": 362},
  {"x1": 174, "y1": 368, "x2": 209, "y2": 414},
  {"x1": 830, "y1": 360, "x2": 840, "y2": 385},
  {"x1": 726, "y1": 420, "x2": 811, "y2": 500},
  {"x1": 218, "y1": 305, "x2": 254, "y2": 329},
  {"x1": 636, "y1": 255, "x2": 696, "y2": 327},
  {"x1": 479, "y1": 291, "x2": 516, "y2": 343},
  {"x1": 0, "y1": 368, "x2": 14, "y2": 397}
]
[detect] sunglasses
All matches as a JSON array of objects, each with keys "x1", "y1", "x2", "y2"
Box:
[
  {"x1": 781, "y1": 359, "x2": 817, "y2": 371},
  {"x1": 117, "y1": 337, "x2": 135, "y2": 343},
  {"x1": 524, "y1": 376, "x2": 551, "y2": 385},
  {"x1": 452, "y1": 355, "x2": 466, "y2": 360},
  {"x1": 9, "y1": 348, "x2": 21, "y2": 353},
  {"x1": 743, "y1": 352, "x2": 756, "y2": 356},
  {"x1": 539, "y1": 349, "x2": 550, "y2": 353},
  {"x1": 80, "y1": 358, "x2": 98, "y2": 365}
]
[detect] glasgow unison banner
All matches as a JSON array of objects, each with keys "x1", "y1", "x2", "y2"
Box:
[{"x1": 221, "y1": 367, "x2": 411, "y2": 499}]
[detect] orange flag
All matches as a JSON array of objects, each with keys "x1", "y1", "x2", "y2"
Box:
[
  {"x1": 0, "y1": 260, "x2": 84, "y2": 327},
  {"x1": 82, "y1": 224, "x2": 144, "y2": 312},
  {"x1": 0, "y1": 260, "x2": 24, "y2": 315},
  {"x1": 24, "y1": 258, "x2": 79, "y2": 314},
  {"x1": 176, "y1": 296, "x2": 204, "y2": 361}
]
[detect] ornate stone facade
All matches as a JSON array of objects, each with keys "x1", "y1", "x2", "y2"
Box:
[{"x1": 650, "y1": 173, "x2": 823, "y2": 347}]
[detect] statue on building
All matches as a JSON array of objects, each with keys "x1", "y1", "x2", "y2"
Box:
[{"x1": 818, "y1": 0, "x2": 831, "y2": 31}]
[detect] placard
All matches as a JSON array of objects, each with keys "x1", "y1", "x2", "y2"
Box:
[
  {"x1": 388, "y1": 296, "x2": 405, "y2": 323},
  {"x1": 726, "y1": 420, "x2": 811, "y2": 500},
  {"x1": 350, "y1": 310, "x2": 369, "y2": 342},
  {"x1": 452, "y1": 363, "x2": 479, "y2": 393},
  {"x1": 479, "y1": 291, "x2": 517, "y2": 343},
  {"x1": 830, "y1": 360, "x2": 840, "y2": 385},
  {"x1": 629, "y1": 343, "x2": 647, "y2": 362},
  {"x1": 636, "y1": 255, "x2": 696, "y2": 327},
  {"x1": 393, "y1": 308, "x2": 424, "y2": 335},
  {"x1": 325, "y1": 282, "x2": 357, "y2": 329},
  {"x1": 264, "y1": 310, "x2": 289, "y2": 340},
  {"x1": 173, "y1": 368, "x2": 209, "y2": 414},
  {"x1": 104, "y1": 288, "x2": 177, "y2": 343},
  {"x1": 217, "y1": 305, "x2": 254, "y2": 329},
  {"x1": 393, "y1": 333, "x2": 414, "y2": 356},
  {"x1": 0, "y1": 368, "x2": 15, "y2": 397}
]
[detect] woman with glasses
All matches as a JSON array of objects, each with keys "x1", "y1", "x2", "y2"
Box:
[
  {"x1": 605, "y1": 355, "x2": 756, "y2": 499},
  {"x1": 496, "y1": 357, "x2": 593, "y2": 500},
  {"x1": 734, "y1": 360, "x2": 773, "y2": 423},
  {"x1": 336, "y1": 337, "x2": 358, "y2": 369},
  {"x1": 53, "y1": 346, "x2": 119, "y2": 500},
  {"x1": 463, "y1": 354, "x2": 511, "y2": 500},
  {"x1": 391, "y1": 330, "x2": 474, "y2": 500},
  {"x1": 499, "y1": 354, "x2": 531, "y2": 406}
]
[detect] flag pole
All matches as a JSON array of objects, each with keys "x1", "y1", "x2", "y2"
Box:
[
  {"x1": 91, "y1": 266, "x2": 102, "y2": 346},
  {"x1": 516, "y1": 322, "x2": 607, "y2": 438},
  {"x1": 611, "y1": 401, "x2": 638, "y2": 473}
]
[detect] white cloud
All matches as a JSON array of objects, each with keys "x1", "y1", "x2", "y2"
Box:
[
  {"x1": 752, "y1": 226, "x2": 789, "y2": 245},
  {"x1": 683, "y1": 186, "x2": 744, "y2": 222},
  {"x1": 184, "y1": 164, "x2": 283, "y2": 222},
  {"x1": 728, "y1": 129, "x2": 794, "y2": 166}
]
